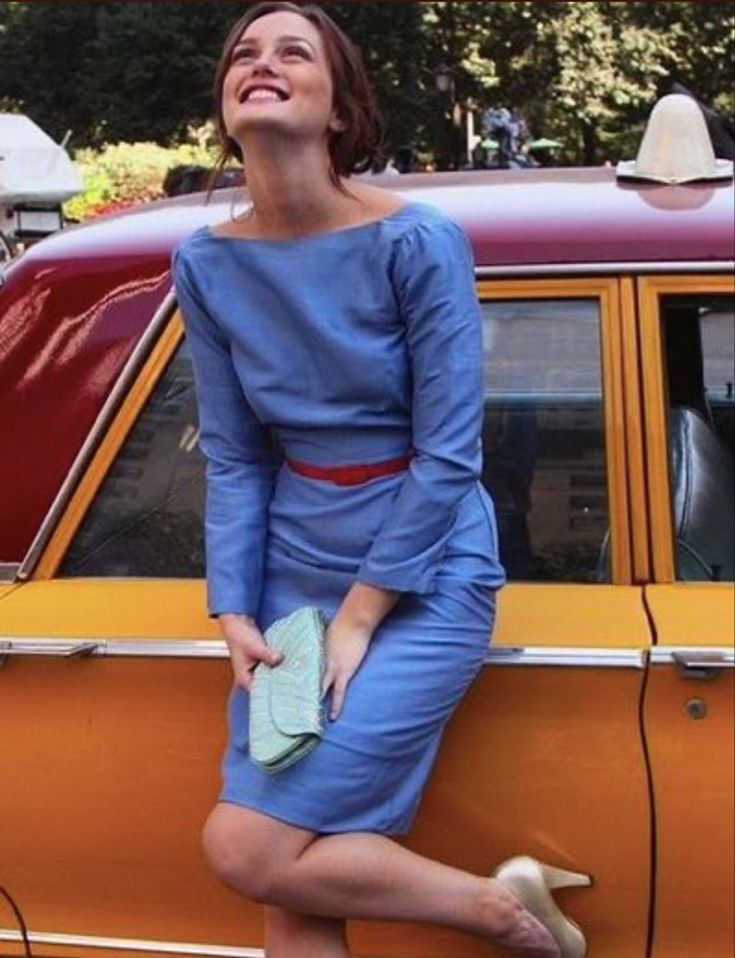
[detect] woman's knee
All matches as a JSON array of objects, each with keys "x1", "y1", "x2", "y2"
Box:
[
  {"x1": 201, "y1": 802, "x2": 311, "y2": 903},
  {"x1": 201, "y1": 803, "x2": 273, "y2": 899}
]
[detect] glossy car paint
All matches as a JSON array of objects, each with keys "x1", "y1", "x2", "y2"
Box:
[
  {"x1": 0, "y1": 578, "x2": 652, "y2": 958},
  {"x1": 0, "y1": 256, "x2": 170, "y2": 560},
  {"x1": 644, "y1": 585, "x2": 735, "y2": 958},
  {"x1": 0, "y1": 167, "x2": 733, "y2": 958}
]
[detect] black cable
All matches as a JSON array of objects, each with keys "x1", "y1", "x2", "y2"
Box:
[{"x1": 0, "y1": 886, "x2": 33, "y2": 958}]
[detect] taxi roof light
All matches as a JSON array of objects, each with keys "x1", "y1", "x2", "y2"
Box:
[{"x1": 617, "y1": 94, "x2": 734, "y2": 184}]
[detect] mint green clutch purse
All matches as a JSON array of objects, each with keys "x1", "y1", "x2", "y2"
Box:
[{"x1": 249, "y1": 606, "x2": 327, "y2": 775}]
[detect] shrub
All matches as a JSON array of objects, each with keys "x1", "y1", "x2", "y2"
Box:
[{"x1": 65, "y1": 127, "x2": 222, "y2": 221}]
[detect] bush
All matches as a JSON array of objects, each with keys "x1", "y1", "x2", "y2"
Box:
[{"x1": 64, "y1": 128, "x2": 222, "y2": 221}]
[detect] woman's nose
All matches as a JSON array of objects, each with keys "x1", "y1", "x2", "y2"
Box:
[{"x1": 251, "y1": 51, "x2": 278, "y2": 75}]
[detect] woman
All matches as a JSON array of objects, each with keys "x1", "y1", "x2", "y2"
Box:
[{"x1": 172, "y1": 4, "x2": 590, "y2": 956}]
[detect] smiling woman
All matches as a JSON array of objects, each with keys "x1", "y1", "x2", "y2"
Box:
[
  {"x1": 170, "y1": 3, "x2": 591, "y2": 957},
  {"x1": 210, "y1": 1, "x2": 384, "y2": 189}
]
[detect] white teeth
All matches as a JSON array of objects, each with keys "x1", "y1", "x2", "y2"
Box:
[{"x1": 246, "y1": 89, "x2": 282, "y2": 102}]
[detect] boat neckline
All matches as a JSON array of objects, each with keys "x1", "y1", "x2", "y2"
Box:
[{"x1": 203, "y1": 200, "x2": 421, "y2": 247}]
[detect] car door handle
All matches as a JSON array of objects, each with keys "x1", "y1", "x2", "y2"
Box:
[
  {"x1": 672, "y1": 650, "x2": 733, "y2": 680},
  {"x1": 0, "y1": 640, "x2": 99, "y2": 663}
]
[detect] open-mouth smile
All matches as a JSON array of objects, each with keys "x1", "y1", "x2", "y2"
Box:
[{"x1": 240, "y1": 85, "x2": 290, "y2": 104}]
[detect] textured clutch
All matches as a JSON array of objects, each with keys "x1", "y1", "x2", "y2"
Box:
[{"x1": 249, "y1": 606, "x2": 327, "y2": 774}]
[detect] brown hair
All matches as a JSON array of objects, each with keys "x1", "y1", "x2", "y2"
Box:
[{"x1": 209, "y1": 1, "x2": 385, "y2": 193}]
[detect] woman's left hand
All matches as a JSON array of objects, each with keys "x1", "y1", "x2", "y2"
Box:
[{"x1": 321, "y1": 617, "x2": 373, "y2": 721}]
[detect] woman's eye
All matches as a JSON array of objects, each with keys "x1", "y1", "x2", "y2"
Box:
[
  {"x1": 283, "y1": 46, "x2": 310, "y2": 59},
  {"x1": 232, "y1": 48, "x2": 256, "y2": 62}
]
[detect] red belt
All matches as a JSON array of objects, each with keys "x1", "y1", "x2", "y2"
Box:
[{"x1": 286, "y1": 454, "x2": 411, "y2": 486}]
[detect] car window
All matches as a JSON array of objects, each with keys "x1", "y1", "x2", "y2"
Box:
[
  {"x1": 480, "y1": 299, "x2": 609, "y2": 582},
  {"x1": 60, "y1": 340, "x2": 206, "y2": 578},
  {"x1": 661, "y1": 294, "x2": 735, "y2": 581},
  {"x1": 62, "y1": 299, "x2": 611, "y2": 585}
]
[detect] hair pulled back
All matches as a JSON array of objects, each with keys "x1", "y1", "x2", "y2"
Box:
[{"x1": 211, "y1": 1, "x2": 385, "y2": 188}]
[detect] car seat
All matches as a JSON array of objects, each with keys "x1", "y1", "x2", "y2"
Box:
[{"x1": 669, "y1": 405, "x2": 734, "y2": 580}]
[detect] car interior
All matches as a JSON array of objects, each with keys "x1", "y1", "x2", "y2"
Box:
[{"x1": 663, "y1": 295, "x2": 735, "y2": 581}]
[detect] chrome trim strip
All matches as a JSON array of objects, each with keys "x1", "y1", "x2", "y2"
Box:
[
  {"x1": 17, "y1": 291, "x2": 177, "y2": 581},
  {"x1": 0, "y1": 563, "x2": 20, "y2": 581},
  {"x1": 0, "y1": 638, "x2": 645, "y2": 667},
  {"x1": 0, "y1": 640, "x2": 98, "y2": 657},
  {"x1": 103, "y1": 640, "x2": 227, "y2": 658},
  {"x1": 0, "y1": 638, "x2": 228, "y2": 658},
  {"x1": 486, "y1": 647, "x2": 646, "y2": 668},
  {"x1": 475, "y1": 261, "x2": 734, "y2": 279},
  {"x1": 651, "y1": 646, "x2": 734, "y2": 667},
  {"x1": 0, "y1": 929, "x2": 264, "y2": 958}
]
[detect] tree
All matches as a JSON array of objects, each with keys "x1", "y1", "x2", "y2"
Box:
[
  {"x1": 0, "y1": 2, "x2": 244, "y2": 147},
  {"x1": 1, "y1": 2, "x2": 733, "y2": 166},
  {"x1": 537, "y1": 2, "x2": 680, "y2": 164},
  {"x1": 427, "y1": 1, "x2": 734, "y2": 166},
  {"x1": 0, "y1": 3, "x2": 100, "y2": 141}
]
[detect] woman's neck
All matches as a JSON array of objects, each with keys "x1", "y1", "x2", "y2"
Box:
[{"x1": 239, "y1": 137, "x2": 361, "y2": 239}]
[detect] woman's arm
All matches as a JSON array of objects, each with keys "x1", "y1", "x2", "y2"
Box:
[
  {"x1": 173, "y1": 243, "x2": 282, "y2": 686},
  {"x1": 322, "y1": 582, "x2": 398, "y2": 720},
  {"x1": 356, "y1": 213, "x2": 484, "y2": 593},
  {"x1": 323, "y1": 213, "x2": 484, "y2": 719}
]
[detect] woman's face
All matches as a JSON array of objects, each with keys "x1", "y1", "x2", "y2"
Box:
[{"x1": 222, "y1": 11, "x2": 344, "y2": 151}]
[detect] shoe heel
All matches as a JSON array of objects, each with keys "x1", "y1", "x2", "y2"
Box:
[{"x1": 538, "y1": 862, "x2": 593, "y2": 890}]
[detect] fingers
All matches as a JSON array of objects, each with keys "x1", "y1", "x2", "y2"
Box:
[
  {"x1": 322, "y1": 666, "x2": 349, "y2": 721},
  {"x1": 254, "y1": 643, "x2": 283, "y2": 668},
  {"x1": 329, "y1": 677, "x2": 348, "y2": 721},
  {"x1": 233, "y1": 650, "x2": 283, "y2": 691},
  {"x1": 235, "y1": 662, "x2": 256, "y2": 692},
  {"x1": 224, "y1": 628, "x2": 283, "y2": 692},
  {"x1": 243, "y1": 632, "x2": 282, "y2": 668}
]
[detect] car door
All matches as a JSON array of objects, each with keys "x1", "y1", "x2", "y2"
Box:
[
  {"x1": 638, "y1": 275, "x2": 735, "y2": 958},
  {"x1": 1, "y1": 277, "x2": 653, "y2": 958}
]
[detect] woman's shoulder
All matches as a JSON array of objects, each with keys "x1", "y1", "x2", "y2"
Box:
[
  {"x1": 345, "y1": 181, "x2": 460, "y2": 238},
  {"x1": 172, "y1": 225, "x2": 214, "y2": 264},
  {"x1": 388, "y1": 200, "x2": 470, "y2": 267},
  {"x1": 395, "y1": 200, "x2": 463, "y2": 235}
]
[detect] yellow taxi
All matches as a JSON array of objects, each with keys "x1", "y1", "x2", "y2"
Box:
[{"x1": 1, "y1": 100, "x2": 733, "y2": 958}]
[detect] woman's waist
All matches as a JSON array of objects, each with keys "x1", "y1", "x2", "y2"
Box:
[
  {"x1": 274, "y1": 426, "x2": 412, "y2": 468},
  {"x1": 266, "y1": 475, "x2": 501, "y2": 574}
]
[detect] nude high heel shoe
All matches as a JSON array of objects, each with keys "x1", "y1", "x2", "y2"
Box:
[{"x1": 491, "y1": 855, "x2": 592, "y2": 958}]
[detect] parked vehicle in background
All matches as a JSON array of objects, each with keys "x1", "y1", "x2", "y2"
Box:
[
  {"x1": 162, "y1": 165, "x2": 245, "y2": 197},
  {"x1": 0, "y1": 114, "x2": 82, "y2": 255},
  {"x1": 0, "y1": 104, "x2": 733, "y2": 958}
]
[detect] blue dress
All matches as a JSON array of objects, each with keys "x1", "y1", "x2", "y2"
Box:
[{"x1": 172, "y1": 201, "x2": 505, "y2": 836}]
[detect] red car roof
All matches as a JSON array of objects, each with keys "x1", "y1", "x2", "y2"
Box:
[{"x1": 19, "y1": 166, "x2": 735, "y2": 269}]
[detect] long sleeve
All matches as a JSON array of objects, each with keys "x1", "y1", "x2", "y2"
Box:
[
  {"x1": 356, "y1": 216, "x2": 484, "y2": 594},
  {"x1": 172, "y1": 245, "x2": 279, "y2": 619}
]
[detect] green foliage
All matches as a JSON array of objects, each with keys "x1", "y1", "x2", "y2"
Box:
[
  {"x1": 0, "y1": 1, "x2": 245, "y2": 147},
  {"x1": 1, "y1": 2, "x2": 733, "y2": 168},
  {"x1": 533, "y1": 2, "x2": 680, "y2": 162},
  {"x1": 420, "y1": 1, "x2": 734, "y2": 165},
  {"x1": 64, "y1": 131, "x2": 218, "y2": 221}
]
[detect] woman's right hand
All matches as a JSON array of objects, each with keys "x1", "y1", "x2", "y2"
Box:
[{"x1": 219, "y1": 614, "x2": 283, "y2": 691}]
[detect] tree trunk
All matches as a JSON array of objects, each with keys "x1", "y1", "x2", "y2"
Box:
[{"x1": 582, "y1": 121, "x2": 599, "y2": 165}]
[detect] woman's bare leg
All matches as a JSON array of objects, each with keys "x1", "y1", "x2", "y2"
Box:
[
  {"x1": 264, "y1": 906, "x2": 350, "y2": 958},
  {"x1": 204, "y1": 803, "x2": 558, "y2": 957}
]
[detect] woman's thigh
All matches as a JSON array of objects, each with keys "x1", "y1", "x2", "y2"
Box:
[{"x1": 202, "y1": 800, "x2": 316, "y2": 899}]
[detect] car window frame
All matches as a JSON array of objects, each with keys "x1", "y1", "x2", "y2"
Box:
[
  {"x1": 638, "y1": 274, "x2": 735, "y2": 583},
  {"x1": 32, "y1": 306, "x2": 185, "y2": 581},
  {"x1": 477, "y1": 277, "x2": 641, "y2": 586}
]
